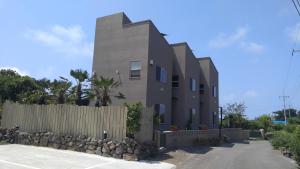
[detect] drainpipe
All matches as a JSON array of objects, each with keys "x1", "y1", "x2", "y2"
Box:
[{"x1": 219, "y1": 106, "x2": 223, "y2": 140}]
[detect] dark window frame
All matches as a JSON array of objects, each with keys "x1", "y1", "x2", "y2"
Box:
[
  {"x1": 154, "y1": 103, "x2": 166, "y2": 124},
  {"x1": 199, "y1": 83, "x2": 204, "y2": 94},
  {"x1": 172, "y1": 75, "x2": 179, "y2": 88},
  {"x1": 156, "y1": 65, "x2": 167, "y2": 83}
]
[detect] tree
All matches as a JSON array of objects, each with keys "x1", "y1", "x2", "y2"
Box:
[
  {"x1": 70, "y1": 69, "x2": 89, "y2": 106},
  {"x1": 90, "y1": 75, "x2": 124, "y2": 107},
  {"x1": 49, "y1": 77, "x2": 72, "y2": 104},
  {"x1": 223, "y1": 102, "x2": 247, "y2": 128},
  {"x1": 125, "y1": 102, "x2": 142, "y2": 137},
  {"x1": 256, "y1": 114, "x2": 272, "y2": 131},
  {"x1": 0, "y1": 69, "x2": 41, "y2": 103},
  {"x1": 273, "y1": 109, "x2": 298, "y2": 121},
  {"x1": 21, "y1": 78, "x2": 51, "y2": 104}
]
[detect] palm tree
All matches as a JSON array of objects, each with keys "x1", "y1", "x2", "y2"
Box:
[
  {"x1": 70, "y1": 69, "x2": 89, "y2": 106},
  {"x1": 50, "y1": 77, "x2": 72, "y2": 104},
  {"x1": 90, "y1": 74, "x2": 125, "y2": 107},
  {"x1": 20, "y1": 78, "x2": 51, "y2": 105}
]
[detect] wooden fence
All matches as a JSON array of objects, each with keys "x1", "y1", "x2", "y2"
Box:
[{"x1": 1, "y1": 102, "x2": 127, "y2": 141}]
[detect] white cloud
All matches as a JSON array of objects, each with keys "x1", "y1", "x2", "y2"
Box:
[
  {"x1": 0, "y1": 66, "x2": 29, "y2": 76},
  {"x1": 25, "y1": 25, "x2": 93, "y2": 57},
  {"x1": 244, "y1": 90, "x2": 258, "y2": 98},
  {"x1": 240, "y1": 42, "x2": 265, "y2": 54},
  {"x1": 208, "y1": 26, "x2": 265, "y2": 54},
  {"x1": 287, "y1": 22, "x2": 300, "y2": 43},
  {"x1": 222, "y1": 90, "x2": 258, "y2": 103},
  {"x1": 208, "y1": 27, "x2": 248, "y2": 48}
]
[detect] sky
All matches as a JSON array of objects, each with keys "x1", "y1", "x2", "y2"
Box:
[{"x1": 0, "y1": 0, "x2": 300, "y2": 119}]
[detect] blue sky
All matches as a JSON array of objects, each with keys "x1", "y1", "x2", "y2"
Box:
[{"x1": 0, "y1": 0, "x2": 299, "y2": 119}]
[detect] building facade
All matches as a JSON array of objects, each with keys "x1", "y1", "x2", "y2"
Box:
[
  {"x1": 198, "y1": 58, "x2": 219, "y2": 129},
  {"x1": 92, "y1": 13, "x2": 219, "y2": 130}
]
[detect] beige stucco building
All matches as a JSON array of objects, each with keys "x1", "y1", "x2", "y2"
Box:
[{"x1": 92, "y1": 13, "x2": 219, "y2": 130}]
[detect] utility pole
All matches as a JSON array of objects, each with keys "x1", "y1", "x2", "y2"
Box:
[
  {"x1": 288, "y1": 104, "x2": 291, "y2": 118},
  {"x1": 279, "y1": 96, "x2": 289, "y2": 125},
  {"x1": 219, "y1": 106, "x2": 223, "y2": 140}
]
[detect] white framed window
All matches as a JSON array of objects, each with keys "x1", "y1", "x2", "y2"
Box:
[
  {"x1": 212, "y1": 85, "x2": 217, "y2": 97},
  {"x1": 130, "y1": 61, "x2": 141, "y2": 79},
  {"x1": 190, "y1": 78, "x2": 196, "y2": 91}
]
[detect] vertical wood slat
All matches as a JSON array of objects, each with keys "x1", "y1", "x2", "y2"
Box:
[
  {"x1": 1, "y1": 102, "x2": 128, "y2": 141},
  {"x1": 80, "y1": 106, "x2": 84, "y2": 136},
  {"x1": 98, "y1": 107, "x2": 103, "y2": 139}
]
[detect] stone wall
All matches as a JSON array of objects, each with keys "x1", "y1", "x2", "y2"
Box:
[
  {"x1": 162, "y1": 128, "x2": 249, "y2": 148},
  {"x1": 0, "y1": 127, "x2": 157, "y2": 161}
]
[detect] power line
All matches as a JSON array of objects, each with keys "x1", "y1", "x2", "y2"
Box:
[
  {"x1": 292, "y1": 0, "x2": 300, "y2": 16},
  {"x1": 297, "y1": 0, "x2": 300, "y2": 10},
  {"x1": 283, "y1": 0, "x2": 300, "y2": 95},
  {"x1": 290, "y1": 76, "x2": 300, "y2": 103},
  {"x1": 283, "y1": 53, "x2": 294, "y2": 95}
]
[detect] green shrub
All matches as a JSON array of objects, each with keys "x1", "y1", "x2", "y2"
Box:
[
  {"x1": 290, "y1": 126, "x2": 300, "y2": 165},
  {"x1": 271, "y1": 124, "x2": 284, "y2": 131},
  {"x1": 288, "y1": 117, "x2": 300, "y2": 125},
  {"x1": 271, "y1": 130, "x2": 292, "y2": 149},
  {"x1": 283, "y1": 124, "x2": 298, "y2": 133},
  {"x1": 125, "y1": 102, "x2": 142, "y2": 136}
]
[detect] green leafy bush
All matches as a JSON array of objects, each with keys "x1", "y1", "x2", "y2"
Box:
[
  {"x1": 290, "y1": 126, "x2": 300, "y2": 165},
  {"x1": 271, "y1": 126, "x2": 300, "y2": 166},
  {"x1": 283, "y1": 124, "x2": 298, "y2": 133},
  {"x1": 271, "y1": 130, "x2": 292, "y2": 149},
  {"x1": 125, "y1": 102, "x2": 142, "y2": 135},
  {"x1": 288, "y1": 117, "x2": 300, "y2": 125},
  {"x1": 271, "y1": 124, "x2": 284, "y2": 131}
]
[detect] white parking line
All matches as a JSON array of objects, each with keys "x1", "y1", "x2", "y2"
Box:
[
  {"x1": 84, "y1": 161, "x2": 115, "y2": 169},
  {"x1": 0, "y1": 159, "x2": 41, "y2": 169}
]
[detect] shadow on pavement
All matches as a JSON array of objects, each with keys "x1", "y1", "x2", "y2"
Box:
[
  {"x1": 148, "y1": 146, "x2": 213, "y2": 162},
  {"x1": 150, "y1": 140, "x2": 250, "y2": 162},
  {"x1": 220, "y1": 140, "x2": 250, "y2": 148}
]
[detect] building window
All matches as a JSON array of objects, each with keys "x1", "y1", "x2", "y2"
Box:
[
  {"x1": 190, "y1": 78, "x2": 196, "y2": 91},
  {"x1": 156, "y1": 66, "x2": 167, "y2": 83},
  {"x1": 130, "y1": 61, "x2": 141, "y2": 79},
  {"x1": 212, "y1": 85, "x2": 217, "y2": 97},
  {"x1": 199, "y1": 84, "x2": 204, "y2": 94},
  {"x1": 172, "y1": 75, "x2": 179, "y2": 87},
  {"x1": 213, "y1": 112, "x2": 217, "y2": 126},
  {"x1": 154, "y1": 104, "x2": 166, "y2": 123},
  {"x1": 189, "y1": 108, "x2": 196, "y2": 122}
]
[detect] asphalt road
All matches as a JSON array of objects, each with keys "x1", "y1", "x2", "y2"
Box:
[{"x1": 177, "y1": 141, "x2": 297, "y2": 169}]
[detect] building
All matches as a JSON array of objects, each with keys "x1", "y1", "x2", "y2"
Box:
[
  {"x1": 171, "y1": 43, "x2": 201, "y2": 130},
  {"x1": 198, "y1": 57, "x2": 219, "y2": 129},
  {"x1": 92, "y1": 12, "x2": 219, "y2": 130}
]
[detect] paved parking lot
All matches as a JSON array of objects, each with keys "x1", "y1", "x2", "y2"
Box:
[
  {"x1": 158, "y1": 141, "x2": 297, "y2": 169},
  {"x1": 0, "y1": 144, "x2": 175, "y2": 169}
]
